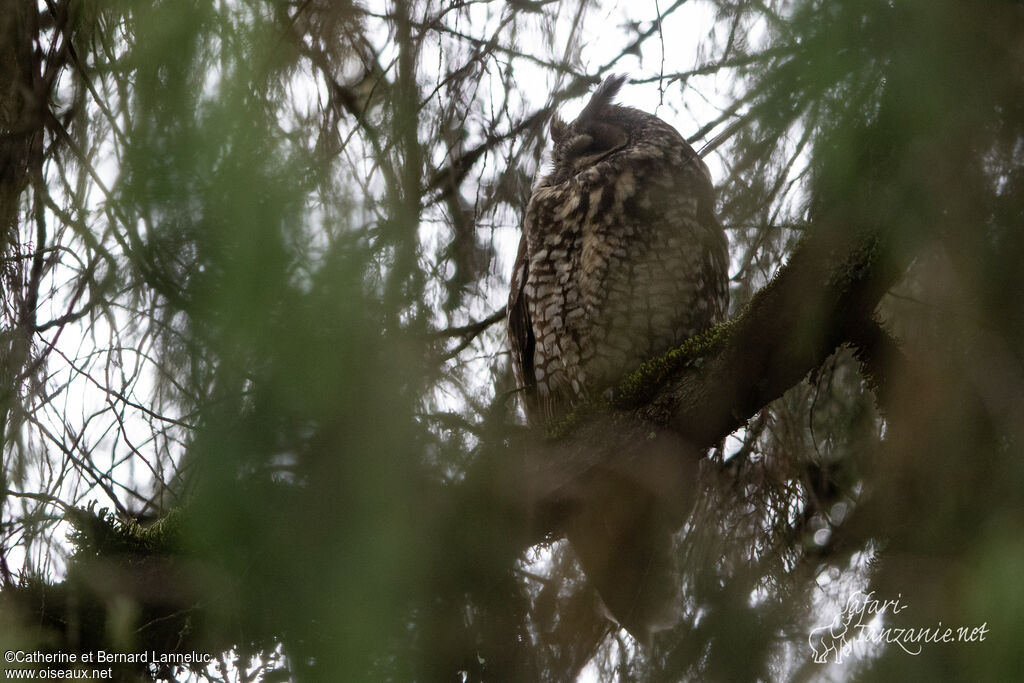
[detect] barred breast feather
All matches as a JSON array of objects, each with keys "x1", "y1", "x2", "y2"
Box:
[{"x1": 508, "y1": 79, "x2": 728, "y2": 426}]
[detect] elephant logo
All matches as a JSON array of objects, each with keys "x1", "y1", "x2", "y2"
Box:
[{"x1": 808, "y1": 607, "x2": 860, "y2": 664}]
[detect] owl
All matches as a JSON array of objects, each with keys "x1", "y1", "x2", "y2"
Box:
[
  {"x1": 508, "y1": 75, "x2": 729, "y2": 426},
  {"x1": 507, "y1": 75, "x2": 729, "y2": 641}
]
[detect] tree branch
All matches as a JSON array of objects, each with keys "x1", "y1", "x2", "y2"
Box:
[{"x1": 521, "y1": 212, "x2": 908, "y2": 541}]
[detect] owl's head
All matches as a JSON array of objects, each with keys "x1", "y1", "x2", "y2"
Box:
[{"x1": 548, "y1": 74, "x2": 643, "y2": 182}]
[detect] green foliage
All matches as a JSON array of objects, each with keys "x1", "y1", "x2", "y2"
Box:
[
  {"x1": 66, "y1": 503, "x2": 183, "y2": 559},
  {"x1": 1, "y1": 0, "x2": 1023, "y2": 681}
]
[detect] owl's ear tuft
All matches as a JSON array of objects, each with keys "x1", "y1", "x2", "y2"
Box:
[
  {"x1": 579, "y1": 74, "x2": 628, "y2": 122},
  {"x1": 550, "y1": 115, "x2": 568, "y2": 143}
]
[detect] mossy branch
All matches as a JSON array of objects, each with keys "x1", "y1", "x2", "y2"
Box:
[{"x1": 537, "y1": 218, "x2": 904, "y2": 474}]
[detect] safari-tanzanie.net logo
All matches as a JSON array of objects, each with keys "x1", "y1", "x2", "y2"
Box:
[{"x1": 808, "y1": 590, "x2": 989, "y2": 664}]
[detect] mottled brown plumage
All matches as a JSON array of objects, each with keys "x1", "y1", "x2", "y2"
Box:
[
  {"x1": 507, "y1": 75, "x2": 729, "y2": 641},
  {"x1": 509, "y1": 75, "x2": 728, "y2": 426}
]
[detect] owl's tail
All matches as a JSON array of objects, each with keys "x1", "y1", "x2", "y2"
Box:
[
  {"x1": 566, "y1": 484, "x2": 680, "y2": 644},
  {"x1": 564, "y1": 434, "x2": 697, "y2": 644}
]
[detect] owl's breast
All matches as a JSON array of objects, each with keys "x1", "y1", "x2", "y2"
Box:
[{"x1": 520, "y1": 146, "x2": 726, "y2": 421}]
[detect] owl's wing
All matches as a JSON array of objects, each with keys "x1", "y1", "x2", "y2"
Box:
[
  {"x1": 507, "y1": 228, "x2": 537, "y2": 421},
  {"x1": 691, "y1": 153, "x2": 731, "y2": 318}
]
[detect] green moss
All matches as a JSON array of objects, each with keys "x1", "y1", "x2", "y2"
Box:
[
  {"x1": 543, "y1": 318, "x2": 738, "y2": 439},
  {"x1": 613, "y1": 318, "x2": 737, "y2": 408},
  {"x1": 826, "y1": 231, "x2": 881, "y2": 292},
  {"x1": 544, "y1": 395, "x2": 608, "y2": 440}
]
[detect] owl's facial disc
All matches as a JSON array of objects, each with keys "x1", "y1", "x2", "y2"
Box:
[{"x1": 562, "y1": 121, "x2": 628, "y2": 174}]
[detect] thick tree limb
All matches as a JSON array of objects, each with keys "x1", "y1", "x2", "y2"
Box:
[
  {"x1": 503, "y1": 212, "x2": 911, "y2": 642},
  {"x1": 651, "y1": 227, "x2": 901, "y2": 448},
  {"x1": 523, "y1": 215, "x2": 908, "y2": 541}
]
